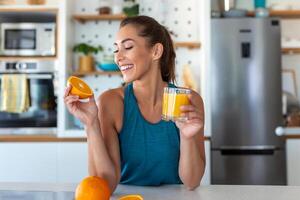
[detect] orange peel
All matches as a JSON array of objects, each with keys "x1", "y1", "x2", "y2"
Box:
[{"x1": 119, "y1": 194, "x2": 144, "y2": 200}]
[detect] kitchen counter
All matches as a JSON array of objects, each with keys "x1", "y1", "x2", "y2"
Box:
[
  {"x1": 0, "y1": 182, "x2": 300, "y2": 200},
  {"x1": 1, "y1": 134, "x2": 300, "y2": 142},
  {"x1": 0, "y1": 135, "x2": 211, "y2": 142}
]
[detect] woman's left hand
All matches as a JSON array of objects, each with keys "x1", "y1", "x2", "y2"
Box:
[{"x1": 175, "y1": 91, "x2": 204, "y2": 139}]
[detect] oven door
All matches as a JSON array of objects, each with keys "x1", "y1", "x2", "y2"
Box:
[{"x1": 0, "y1": 73, "x2": 57, "y2": 131}]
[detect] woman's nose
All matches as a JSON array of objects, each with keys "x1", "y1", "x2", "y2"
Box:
[{"x1": 114, "y1": 50, "x2": 124, "y2": 63}]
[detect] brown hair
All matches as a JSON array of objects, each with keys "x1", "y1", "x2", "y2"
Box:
[{"x1": 120, "y1": 15, "x2": 176, "y2": 83}]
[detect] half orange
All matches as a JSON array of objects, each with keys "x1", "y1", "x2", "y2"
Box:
[
  {"x1": 119, "y1": 194, "x2": 144, "y2": 200},
  {"x1": 67, "y1": 76, "x2": 93, "y2": 99}
]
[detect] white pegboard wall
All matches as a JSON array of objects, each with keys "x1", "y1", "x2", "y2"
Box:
[
  {"x1": 139, "y1": 0, "x2": 200, "y2": 42},
  {"x1": 73, "y1": 0, "x2": 102, "y2": 14}
]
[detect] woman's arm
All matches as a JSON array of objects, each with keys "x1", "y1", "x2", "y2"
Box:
[
  {"x1": 87, "y1": 90, "x2": 123, "y2": 193},
  {"x1": 176, "y1": 92, "x2": 206, "y2": 190},
  {"x1": 178, "y1": 129, "x2": 205, "y2": 190}
]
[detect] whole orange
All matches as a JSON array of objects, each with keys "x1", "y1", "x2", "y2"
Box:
[{"x1": 75, "y1": 176, "x2": 111, "y2": 200}]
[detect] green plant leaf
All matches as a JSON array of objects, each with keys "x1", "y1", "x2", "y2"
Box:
[{"x1": 73, "y1": 43, "x2": 103, "y2": 55}]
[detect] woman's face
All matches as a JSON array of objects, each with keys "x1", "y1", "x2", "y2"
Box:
[{"x1": 114, "y1": 24, "x2": 154, "y2": 83}]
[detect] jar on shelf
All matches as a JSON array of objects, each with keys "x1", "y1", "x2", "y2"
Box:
[{"x1": 97, "y1": 0, "x2": 112, "y2": 15}]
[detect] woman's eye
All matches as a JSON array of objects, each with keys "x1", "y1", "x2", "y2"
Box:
[
  {"x1": 113, "y1": 49, "x2": 119, "y2": 53},
  {"x1": 125, "y1": 46, "x2": 133, "y2": 50}
]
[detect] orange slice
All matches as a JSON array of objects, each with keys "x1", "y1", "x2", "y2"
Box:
[
  {"x1": 119, "y1": 194, "x2": 144, "y2": 200},
  {"x1": 67, "y1": 76, "x2": 93, "y2": 99}
]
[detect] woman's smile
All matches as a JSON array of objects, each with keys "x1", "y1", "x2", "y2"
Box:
[{"x1": 119, "y1": 64, "x2": 134, "y2": 72}]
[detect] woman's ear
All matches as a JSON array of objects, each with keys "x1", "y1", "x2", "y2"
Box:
[{"x1": 152, "y1": 43, "x2": 163, "y2": 61}]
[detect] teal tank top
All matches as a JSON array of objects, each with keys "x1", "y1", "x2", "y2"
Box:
[{"x1": 118, "y1": 83, "x2": 182, "y2": 186}]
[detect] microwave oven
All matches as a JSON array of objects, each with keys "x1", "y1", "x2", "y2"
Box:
[{"x1": 0, "y1": 23, "x2": 56, "y2": 56}]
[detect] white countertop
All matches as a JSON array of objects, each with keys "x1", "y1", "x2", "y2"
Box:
[{"x1": 0, "y1": 182, "x2": 300, "y2": 200}]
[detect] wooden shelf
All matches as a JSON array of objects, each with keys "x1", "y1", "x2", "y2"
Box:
[
  {"x1": 0, "y1": 56, "x2": 57, "y2": 61},
  {"x1": 247, "y1": 10, "x2": 300, "y2": 18},
  {"x1": 0, "y1": 56, "x2": 57, "y2": 60},
  {"x1": 285, "y1": 134, "x2": 300, "y2": 139},
  {"x1": 174, "y1": 42, "x2": 201, "y2": 49},
  {"x1": 0, "y1": 135, "x2": 86, "y2": 142},
  {"x1": 73, "y1": 14, "x2": 127, "y2": 23},
  {"x1": 72, "y1": 70, "x2": 122, "y2": 77},
  {"x1": 281, "y1": 48, "x2": 300, "y2": 54},
  {"x1": 0, "y1": 5, "x2": 58, "y2": 13}
]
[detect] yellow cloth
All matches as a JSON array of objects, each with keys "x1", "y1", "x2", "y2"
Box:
[{"x1": 0, "y1": 74, "x2": 30, "y2": 113}]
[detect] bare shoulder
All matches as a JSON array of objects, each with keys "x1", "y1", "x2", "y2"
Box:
[
  {"x1": 97, "y1": 87, "x2": 124, "y2": 106},
  {"x1": 96, "y1": 87, "x2": 124, "y2": 132}
]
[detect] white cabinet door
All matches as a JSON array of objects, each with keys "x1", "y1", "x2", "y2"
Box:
[
  {"x1": 57, "y1": 143, "x2": 88, "y2": 183},
  {"x1": 0, "y1": 143, "x2": 57, "y2": 182},
  {"x1": 287, "y1": 139, "x2": 300, "y2": 185},
  {"x1": 201, "y1": 140, "x2": 211, "y2": 185}
]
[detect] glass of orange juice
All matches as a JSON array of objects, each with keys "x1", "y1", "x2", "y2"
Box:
[{"x1": 162, "y1": 87, "x2": 191, "y2": 121}]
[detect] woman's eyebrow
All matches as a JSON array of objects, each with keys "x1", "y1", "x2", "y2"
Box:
[{"x1": 114, "y1": 38, "x2": 135, "y2": 45}]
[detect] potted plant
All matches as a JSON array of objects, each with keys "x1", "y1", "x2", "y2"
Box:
[
  {"x1": 73, "y1": 43, "x2": 103, "y2": 73},
  {"x1": 123, "y1": 0, "x2": 139, "y2": 17}
]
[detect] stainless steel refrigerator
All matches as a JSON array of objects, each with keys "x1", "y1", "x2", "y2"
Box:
[{"x1": 210, "y1": 18, "x2": 286, "y2": 185}]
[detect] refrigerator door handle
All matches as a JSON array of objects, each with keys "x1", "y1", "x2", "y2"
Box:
[{"x1": 219, "y1": 146, "x2": 278, "y2": 155}]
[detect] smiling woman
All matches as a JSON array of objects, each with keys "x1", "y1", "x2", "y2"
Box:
[{"x1": 64, "y1": 15, "x2": 205, "y2": 193}]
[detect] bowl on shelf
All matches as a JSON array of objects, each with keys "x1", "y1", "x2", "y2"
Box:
[{"x1": 97, "y1": 62, "x2": 119, "y2": 71}]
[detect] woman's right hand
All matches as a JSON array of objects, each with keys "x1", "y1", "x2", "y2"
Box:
[{"x1": 64, "y1": 85, "x2": 99, "y2": 126}]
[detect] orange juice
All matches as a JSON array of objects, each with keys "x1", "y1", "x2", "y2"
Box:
[{"x1": 162, "y1": 87, "x2": 191, "y2": 121}]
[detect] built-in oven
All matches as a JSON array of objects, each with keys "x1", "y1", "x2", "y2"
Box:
[
  {"x1": 0, "y1": 23, "x2": 56, "y2": 56},
  {"x1": 0, "y1": 60, "x2": 57, "y2": 134}
]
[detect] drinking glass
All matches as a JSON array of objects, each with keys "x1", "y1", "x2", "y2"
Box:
[{"x1": 162, "y1": 87, "x2": 191, "y2": 121}]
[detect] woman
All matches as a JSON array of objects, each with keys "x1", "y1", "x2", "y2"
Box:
[{"x1": 64, "y1": 15, "x2": 205, "y2": 192}]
